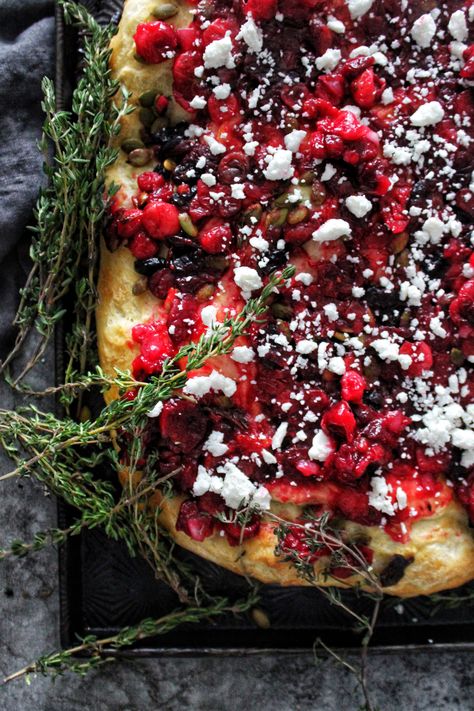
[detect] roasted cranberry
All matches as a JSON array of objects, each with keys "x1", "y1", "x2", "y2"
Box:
[
  {"x1": 321, "y1": 401, "x2": 357, "y2": 442},
  {"x1": 341, "y1": 370, "x2": 366, "y2": 403},
  {"x1": 197, "y1": 492, "x2": 226, "y2": 515},
  {"x1": 172, "y1": 51, "x2": 205, "y2": 110},
  {"x1": 350, "y1": 68, "x2": 385, "y2": 109},
  {"x1": 217, "y1": 151, "x2": 248, "y2": 184},
  {"x1": 137, "y1": 172, "x2": 165, "y2": 193},
  {"x1": 399, "y1": 342, "x2": 434, "y2": 377},
  {"x1": 115, "y1": 208, "x2": 143, "y2": 238},
  {"x1": 241, "y1": 0, "x2": 277, "y2": 21},
  {"x1": 142, "y1": 201, "x2": 180, "y2": 240},
  {"x1": 134, "y1": 256, "x2": 167, "y2": 276},
  {"x1": 167, "y1": 294, "x2": 199, "y2": 345},
  {"x1": 148, "y1": 268, "x2": 175, "y2": 299},
  {"x1": 198, "y1": 218, "x2": 233, "y2": 253},
  {"x1": 225, "y1": 514, "x2": 261, "y2": 544},
  {"x1": 129, "y1": 231, "x2": 158, "y2": 259},
  {"x1": 314, "y1": 74, "x2": 345, "y2": 105},
  {"x1": 160, "y1": 400, "x2": 208, "y2": 452},
  {"x1": 134, "y1": 21, "x2": 177, "y2": 64},
  {"x1": 208, "y1": 93, "x2": 240, "y2": 124},
  {"x1": 176, "y1": 500, "x2": 214, "y2": 541}
]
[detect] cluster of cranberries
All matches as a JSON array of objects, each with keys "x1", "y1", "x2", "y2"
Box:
[{"x1": 106, "y1": 0, "x2": 474, "y2": 553}]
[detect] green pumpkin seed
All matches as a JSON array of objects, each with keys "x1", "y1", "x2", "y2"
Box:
[
  {"x1": 205, "y1": 255, "x2": 229, "y2": 271},
  {"x1": 242, "y1": 204, "x2": 263, "y2": 225},
  {"x1": 266, "y1": 208, "x2": 288, "y2": 227},
  {"x1": 251, "y1": 608, "x2": 271, "y2": 629},
  {"x1": 450, "y1": 347, "x2": 465, "y2": 366},
  {"x1": 139, "y1": 90, "x2": 157, "y2": 108},
  {"x1": 151, "y1": 116, "x2": 168, "y2": 133},
  {"x1": 121, "y1": 138, "x2": 144, "y2": 153},
  {"x1": 139, "y1": 107, "x2": 156, "y2": 128},
  {"x1": 287, "y1": 205, "x2": 309, "y2": 225},
  {"x1": 152, "y1": 2, "x2": 178, "y2": 19},
  {"x1": 196, "y1": 284, "x2": 216, "y2": 301},
  {"x1": 390, "y1": 232, "x2": 409, "y2": 254},
  {"x1": 179, "y1": 213, "x2": 198, "y2": 237},
  {"x1": 127, "y1": 148, "x2": 152, "y2": 167}
]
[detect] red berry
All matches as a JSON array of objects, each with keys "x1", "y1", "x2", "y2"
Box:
[
  {"x1": 129, "y1": 231, "x2": 158, "y2": 259},
  {"x1": 202, "y1": 18, "x2": 237, "y2": 46},
  {"x1": 314, "y1": 74, "x2": 345, "y2": 106},
  {"x1": 198, "y1": 218, "x2": 233, "y2": 253},
  {"x1": 208, "y1": 93, "x2": 240, "y2": 124},
  {"x1": 350, "y1": 68, "x2": 384, "y2": 109},
  {"x1": 321, "y1": 401, "x2": 357, "y2": 442},
  {"x1": 176, "y1": 24, "x2": 201, "y2": 51},
  {"x1": 172, "y1": 50, "x2": 204, "y2": 110},
  {"x1": 115, "y1": 208, "x2": 143, "y2": 238},
  {"x1": 142, "y1": 201, "x2": 180, "y2": 240},
  {"x1": 133, "y1": 21, "x2": 178, "y2": 64},
  {"x1": 241, "y1": 0, "x2": 277, "y2": 21},
  {"x1": 137, "y1": 171, "x2": 165, "y2": 193},
  {"x1": 160, "y1": 400, "x2": 208, "y2": 452},
  {"x1": 399, "y1": 342, "x2": 434, "y2": 377},
  {"x1": 176, "y1": 500, "x2": 214, "y2": 542},
  {"x1": 154, "y1": 95, "x2": 169, "y2": 115},
  {"x1": 341, "y1": 370, "x2": 366, "y2": 403}
]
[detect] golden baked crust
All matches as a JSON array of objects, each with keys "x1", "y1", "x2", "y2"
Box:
[{"x1": 96, "y1": 0, "x2": 474, "y2": 597}]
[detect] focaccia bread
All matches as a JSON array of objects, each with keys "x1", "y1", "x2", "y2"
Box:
[{"x1": 97, "y1": 0, "x2": 474, "y2": 596}]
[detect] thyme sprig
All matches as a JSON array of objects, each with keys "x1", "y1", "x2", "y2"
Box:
[
  {"x1": 1, "y1": 0, "x2": 131, "y2": 390},
  {"x1": 1, "y1": 592, "x2": 259, "y2": 686}
]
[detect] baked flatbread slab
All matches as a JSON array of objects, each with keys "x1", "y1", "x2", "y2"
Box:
[{"x1": 97, "y1": 0, "x2": 474, "y2": 596}]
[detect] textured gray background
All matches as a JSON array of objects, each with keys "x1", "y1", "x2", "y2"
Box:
[{"x1": 0, "y1": 2, "x2": 473, "y2": 710}]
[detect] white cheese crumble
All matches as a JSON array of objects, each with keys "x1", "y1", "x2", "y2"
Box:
[
  {"x1": 345, "y1": 195, "x2": 372, "y2": 218},
  {"x1": 203, "y1": 134, "x2": 227, "y2": 155},
  {"x1": 410, "y1": 101, "x2": 445, "y2": 127},
  {"x1": 203, "y1": 35, "x2": 235, "y2": 69},
  {"x1": 183, "y1": 369, "x2": 237, "y2": 398},
  {"x1": 272, "y1": 422, "x2": 288, "y2": 450},
  {"x1": 147, "y1": 401, "x2": 163, "y2": 418},
  {"x1": 295, "y1": 339, "x2": 318, "y2": 354},
  {"x1": 233, "y1": 266, "x2": 263, "y2": 295},
  {"x1": 192, "y1": 465, "x2": 224, "y2": 497},
  {"x1": 410, "y1": 14, "x2": 436, "y2": 48},
  {"x1": 236, "y1": 16, "x2": 263, "y2": 53},
  {"x1": 308, "y1": 430, "x2": 334, "y2": 462},
  {"x1": 203, "y1": 431, "x2": 229, "y2": 457},
  {"x1": 218, "y1": 461, "x2": 271, "y2": 510},
  {"x1": 213, "y1": 83, "x2": 231, "y2": 99},
  {"x1": 327, "y1": 16, "x2": 345, "y2": 33},
  {"x1": 231, "y1": 346, "x2": 255, "y2": 363},
  {"x1": 313, "y1": 218, "x2": 351, "y2": 242},
  {"x1": 316, "y1": 48, "x2": 342, "y2": 72},
  {"x1": 189, "y1": 96, "x2": 207, "y2": 110},
  {"x1": 201, "y1": 172, "x2": 216, "y2": 187},
  {"x1": 368, "y1": 476, "x2": 396, "y2": 516},
  {"x1": 346, "y1": 0, "x2": 374, "y2": 20},
  {"x1": 284, "y1": 129, "x2": 307, "y2": 153},
  {"x1": 263, "y1": 149, "x2": 294, "y2": 181},
  {"x1": 448, "y1": 10, "x2": 468, "y2": 42}
]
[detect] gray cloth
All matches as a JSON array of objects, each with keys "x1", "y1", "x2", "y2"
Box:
[{"x1": 0, "y1": 0, "x2": 54, "y2": 359}]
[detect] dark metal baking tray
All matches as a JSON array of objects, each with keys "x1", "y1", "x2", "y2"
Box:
[{"x1": 56, "y1": 0, "x2": 474, "y2": 654}]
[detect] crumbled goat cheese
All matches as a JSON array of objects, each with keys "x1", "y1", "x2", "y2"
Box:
[
  {"x1": 296, "y1": 339, "x2": 318, "y2": 354},
  {"x1": 189, "y1": 95, "x2": 207, "y2": 109},
  {"x1": 183, "y1": 370, "x2": 237, "y2": 398},
  {"x1": 272, "y1": 422, "x2": 288, "y2": 450},
  {"x1": 231, "y1": 183, "x2": 246, "y2": 199},
  {"x1": 284, "y1": 129, "x2": 307, "y2": 152},
  {"x1": 201, "y1": 172, "x2": 216, "y2": 187},
  {"x1": 203, "y1": 35, "x2": 235, "y2": 69},
  {"x1": 327, "y1": 16, "x2": 345, "y2": 33},
  {"x1": 147, "y1": 401, "x2": 163, "y2": 418},
  {"x1": 313, "y1": 218, "x2": 351, "y2": 242},
  {"x1": 203, "y1": 431, "x2": 229, "y2": 457},
  {"x1": 233, "y1": 266, "x2": 263, "y2": 294},
  {"x1": 346, "y1": 0, "x2": 374, "y2": 20},
  {"x1": 213, "y1": 83, "x2": 231, "y2": 99},
  {"x1": 263, "y1": 149, "x2": 294, "y2": 180},
  {"x1": 410, "y1": 101, "x2": 445, "y2": 127},
  {"x1": 410, "y1": 14, "x2": 436, "y2": 48},
  {"x1": 448, "y1": 9, "x2": 468, "y2": 42},
  {"x1": 316, "y1": 48, "x2": 342, "y2": 72},
  {"x1": 201, "y1": 304, "x2": 218, "y2": 329},
  {"x1": 231, "y1": 346, "x2": 255, "y2": 363},
  {"x1": 295, "y1": 272, "x2": 313, "y2": 285},
  {"x1": 193, "y1": 465, "x2": 224, "y2": 497},
  {"x1": 203, "y1": 134, "x2": 227, "y2": 155},
  {"x1": 218, "y1": 462, "x2": 271, "y2": 510},
  {"x1": 308, "y1": 430, "x2": 334, "y2": 462},
  {"x1": 368, "y1": 476, "x2": 396, "y2": 516},
  {"x1": 236, "y1": 16, "x2": 263, "y2": 53},
  {"x1": 371, "y1": 338, "x2": 400, "y2": 362},
  {"x1": 345, "y1": 195, "x2": 372, "y2": 217},
  {"x1": 328, "y1": 356, "x2": 346, "y2": 375}
]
